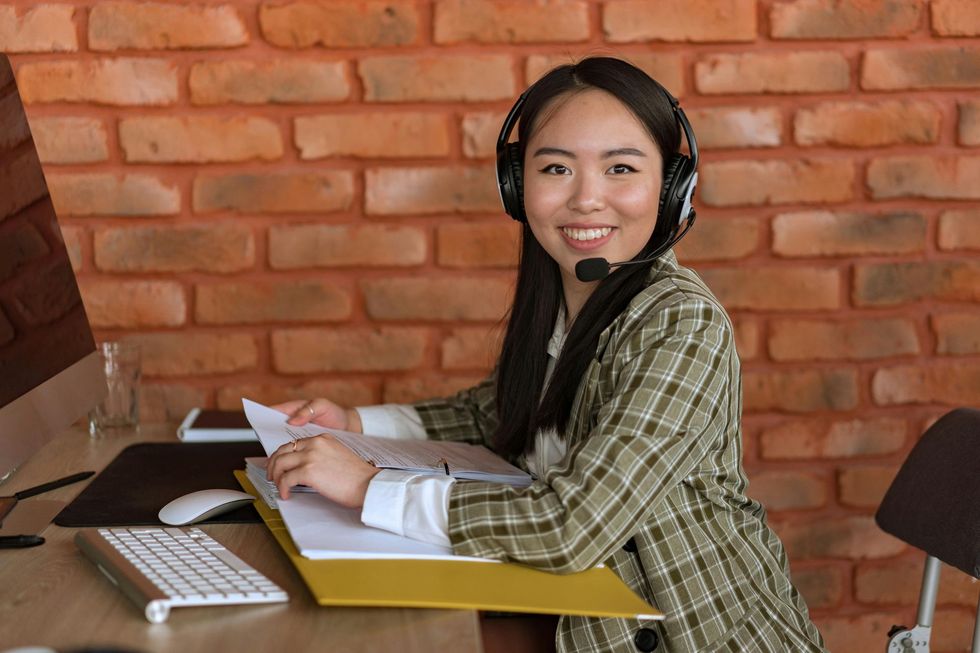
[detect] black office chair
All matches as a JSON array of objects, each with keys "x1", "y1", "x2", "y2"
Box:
[{"x1": 875, "y1": 407, "x2": 980, "y2": 653}]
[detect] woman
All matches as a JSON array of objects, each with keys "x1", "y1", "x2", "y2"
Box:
[{"x1": 268, "y1": 57, "x2": 826, "y2": 652}]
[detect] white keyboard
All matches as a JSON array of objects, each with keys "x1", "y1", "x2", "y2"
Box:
[{"x1": 75, "y1": 526, "x2": 288, "y2": 623}]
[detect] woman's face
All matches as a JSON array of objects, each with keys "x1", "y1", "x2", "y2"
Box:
[{"x1": 523, "y1": 89, "x2": 665, "y2": 297}]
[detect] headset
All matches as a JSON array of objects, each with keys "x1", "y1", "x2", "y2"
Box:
[{"x1": 495, "y1": 74, "x2": 699, "y2": 282}]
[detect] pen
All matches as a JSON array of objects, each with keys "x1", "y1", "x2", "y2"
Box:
[
  {"x1": 437, "y1": 458, "x2": 450, "y2": 476},
  {"x1": 0, "y1": 535, "x2": 45, "y2": 549},
  {"x1": 13, "y1": 471, "x2": 96, "y2": 500}
]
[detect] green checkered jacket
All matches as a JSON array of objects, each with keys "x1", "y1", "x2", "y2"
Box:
[{"x1": 414, "y1": 252, "x2": 826, "y2": 653}]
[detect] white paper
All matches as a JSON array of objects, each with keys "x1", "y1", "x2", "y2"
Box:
[{"x1": 240, "y1": 398, "x2": 492, "y2": 562}]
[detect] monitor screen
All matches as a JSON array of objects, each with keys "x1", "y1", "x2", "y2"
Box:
[{"x1": 0, "y1": 54, "x2": 105, "y2": 484}]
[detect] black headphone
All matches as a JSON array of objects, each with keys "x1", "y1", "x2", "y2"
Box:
[{"x1": 495, "y1": 81, "x2": 699, "y2": 252}]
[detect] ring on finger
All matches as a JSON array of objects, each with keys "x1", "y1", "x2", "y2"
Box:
[{"x1": 307, "y1": 404, "x2": 315, "y2": 416}]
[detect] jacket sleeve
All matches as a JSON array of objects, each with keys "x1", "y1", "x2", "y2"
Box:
[
  {"x1": 444, "y1": 297, "x2": 734, "y2": 574},
  {"x1": 412, "y1": 372, "x2": 499, "y2": 447}
]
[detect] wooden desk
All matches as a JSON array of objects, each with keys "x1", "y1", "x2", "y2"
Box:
[{"x1": 0, "y1": 425, "x2": 482, "y2": 652}]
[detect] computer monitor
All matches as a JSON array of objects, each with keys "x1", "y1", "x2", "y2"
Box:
[{"x1": 0, "y1": 54, "x2": 106, "y2": 484}]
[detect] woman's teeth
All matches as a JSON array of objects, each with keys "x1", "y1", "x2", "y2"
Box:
[{"x1": 561, "y1": 227, "x2": 612, "y2": 241}]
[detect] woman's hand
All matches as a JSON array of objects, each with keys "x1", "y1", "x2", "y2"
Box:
[
  {"x1": 266, "y1": 435, "x2": 380, "y2": 508},
  {"x1": 270, "y1": 398, "x2": 362, "y2": 433}
]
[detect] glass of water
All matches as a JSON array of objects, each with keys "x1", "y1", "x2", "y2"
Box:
[{"x1": 89, "y1": 341, "x2": 141, "y2": 437}]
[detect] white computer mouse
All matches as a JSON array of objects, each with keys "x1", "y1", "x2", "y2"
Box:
[{"x1": 158, "y1": 489, "x2": 256, "y2": 526}]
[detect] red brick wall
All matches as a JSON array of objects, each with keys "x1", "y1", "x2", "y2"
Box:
[{"x1": 3, "y1": 0, "x2": 980, "y2": 648}]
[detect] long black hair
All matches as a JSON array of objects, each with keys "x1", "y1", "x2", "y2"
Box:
[{"x1": 492, "y1": 57, "x2": 682, "y2": 461}]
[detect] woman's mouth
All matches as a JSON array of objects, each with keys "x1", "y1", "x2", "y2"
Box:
[{"x1": 560, "y1": 226, "x2": 615, "y2": 251}]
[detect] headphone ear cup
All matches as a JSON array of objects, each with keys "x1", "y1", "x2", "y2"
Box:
[
  {"x1": 656, "y1": 153, "x2": 693, "y2": 240},
  {"x1": 499, "y1": 142, "x2": 526, "y2": 223}
]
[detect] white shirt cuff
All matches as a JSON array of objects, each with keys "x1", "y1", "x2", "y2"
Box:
[
  {"x1": 361, "y1": 469, "x2": 454, "y2": 548},
  {"x1": 355, "y1": 404, "x2": 428, "y2": 439}
]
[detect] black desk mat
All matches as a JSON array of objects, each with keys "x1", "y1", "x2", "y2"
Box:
[{"x1": 56, "y1": 442, "x2": 266, "y2": 527}]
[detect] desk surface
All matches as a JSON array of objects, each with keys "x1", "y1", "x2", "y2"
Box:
[{"x1": 0, "y1": 425, "x2": 482, "y2": 653}]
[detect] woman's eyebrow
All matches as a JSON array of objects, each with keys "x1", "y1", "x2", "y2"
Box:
[
  {"x1": 602, "y1": 147, "x2": 646, "y2": 158},
  {"x1": 531, "y1": 146, "x2": 575, "y2": 158}
]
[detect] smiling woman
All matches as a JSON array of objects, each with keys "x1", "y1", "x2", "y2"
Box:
[{"x1": 268, "y1": 57, "x2": 827, "y2": 653}]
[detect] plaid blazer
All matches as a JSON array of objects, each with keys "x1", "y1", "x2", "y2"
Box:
[{"x1": 414, "y1": 253, "x2": 826, "y2": 653}]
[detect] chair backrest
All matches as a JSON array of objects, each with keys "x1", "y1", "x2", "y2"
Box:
[{"x1": 876, "y1": 407, "x2": 980, "y2": 579}]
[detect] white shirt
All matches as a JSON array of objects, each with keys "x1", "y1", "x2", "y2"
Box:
[{"x1": 358, "y1": 306, "x2": 571, "y2": 547}]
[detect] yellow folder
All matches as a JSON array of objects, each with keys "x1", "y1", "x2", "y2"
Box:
[{"x1": 235, "y1": 471, "x2": 662, "y2": 619}]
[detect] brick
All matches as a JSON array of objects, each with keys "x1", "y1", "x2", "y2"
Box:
[
  {"x1": 29, "y1": 117, "x2": 109, "y2": 164},
  {"x1": 441, "y1": 326, "x2": 503, "y2": 370},
  {"x1": 743, "y1": 369, "x2": 859, "y2": 412},
  {"x1": 0, "y1": 5, "x2": 77, "y2": 53},
  {"x1": 699, "y1": 267, "x2": 840, "y2": 310},
  {"x1": 295, "y1": 113, "x2": 450, "y2": 159},
  {"x1": 193, "y1": 171, "x2": 354, "y2": 214},
  {"x1": 687, "y1": 107, "x2": 781, "y2": 149},
  {"x1": 759, "y1": 417, "x2": 907, "y2": 460},
  {"x1": 119, "y1": 117, "x2": 282, "y2": 163},
  {"x1": 362, "y1": 277, "x2": 513, "y2": 321},
  {"x1": 271, "y1": 327, "x2": 428, "y2": 373},
  {"x1": 939, "y1": 209, "x2": 980, "y2": 250},
  {"x1": 931, "y1": 0, "x2": 980, "y2": 36},
  {"x1": 933, "y1": 313, "x2": 980, "y2": 355},
  {"x1": 0, "y1": 90, "x2": 31, "y2": 151},
  {"x1": 94, "y1": 224, "x2": 254, "y2": 273},
  {"x1": 436, "y1": 222, "x2": 520, "y2": 268},
  {"x1": 958, "y1": 100, "x2": 980, "y2": 145},
  {"x1": 383, "y1": 375, "x2": 483, "y2": 404},
  {"x1": 79, "y1": 280, "x2": 186, "y2": 328},
  {"x1": 48, "y1": 173, "x2": 179, "y2": 217},
  {"x1": 772, "y1": 210, "x2": 926, "y2": 257},
  {"x1": 695, "y1": 52, "x2": 849, "y2": 95},
  {"x1": 776, "y1": 515, "x2": 906, "y2": 560},
  {"x1": 769, "y1": 318, "x2": 919, "y2": 361},
  {"x1": 60, "y1": 224, "x2": 83, "y2": 271},
  {"x1": 854, "y1": 261, "x2": 980, "y2": 306},
  {"x1": 862, "y1": 47, "x2": 980, "y2": 90},
  {"x1": 359, "y1": 55, "x2": 514, "y2": 102},
  {"x1": 838, "y1": 465, "x2": 897, "y2": 509},
  {"x1": 771, "y1": 0, "x2": 922, "y2": 39},
  {"x1": 141, "y1": 384, "x2": 207, "y2": 424},
  {"x1": 0, "y1": 220, "x2": 49, "y2": 283},
  {"x1": 435, "y1": 0, "x2": 588, "y2": 44},
  {"x1": 195, "y1": 280, "x2": 351, "y2": 324},
  {"x1": 216, "y1": 380, "x2": 378, "y2": 411},
  {"x1": 815, "y1": 612, "x2": 908, "y2": 653},
  {"x1": 674, "y1": 217, "x2": 759, "y2": 262},
  {"x1": 89, "y1": 2, "x2": 247, "y2": 50},
  {"x1": 933, "y1": 610, "x2": 980, "y2": 651},
  {"x1": 795, "y1": 100, "x2": 940, "y2": 147},
  {"x1": 462, "y1": 111, "x2": 507, "y2": 159},
  {"x1": 856, "y1": 558, "x2": 980, "y2": 606},
  {"x1": 731, "y1": 316, "x2": 760, "y2": 361},
  {"x1": 748, "y1": 471, "x2": 827, "y2": 511},
  {"x1": 268, "y1": 224, "x2": 426, "y2": 269},
  {"x1": 699, "y1": 160, "x2": 854, "y2": 206},
  {"x1": 190, "y1": 60, "x2": 349, "y2": 105},
  {"x1": 791, "y1": 566, "x2": 844, "y2": 609},
  {"x1": 16, "y1": 58, "x2": 177, "y2": 106},
  {"x1": 868, "y1": 155, "x2": 980, "y2": 200},
  {"x1": 366, "y1": 166, "x2": 499, "y2": 215},
  {"x1": 603, "y1": 0, "x2": 756, "y2": 43},
  {"x1": 131, "y1": 333, "x2": 258, "y2": 377},
  {"x1": 0, "y1": 150, "x2": 48, "y2": 226},
  {"x1": 259, "y1": 0, "x2": 419, "y2": 48},
  {"x1": 872, "y1": 363, "x2": 980, "y2": 406},
  {"x1": 526, "y1": 54, "x2": 685, "y2": 97}
]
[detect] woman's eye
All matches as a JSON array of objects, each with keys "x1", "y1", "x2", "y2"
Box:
[
  {"x1": 609, "y1": 163, "x2": 637, "y2": 174},
  {"x1": 541, "y1": 164, "x2": 571, "y2": 175}
]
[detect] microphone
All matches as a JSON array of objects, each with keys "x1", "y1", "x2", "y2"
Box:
[{"x1": 574, "y1": 216, "x2": 695, "y2": 283}]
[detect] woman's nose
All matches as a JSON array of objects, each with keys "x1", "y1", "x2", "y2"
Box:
[{"x1": 567, "y1": 174, "x2": 606, "y2": 214}]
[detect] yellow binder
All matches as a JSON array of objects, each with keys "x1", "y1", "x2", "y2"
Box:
[{"x1": 235, "y1": 471, "x2": 662, "y2": 619}]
